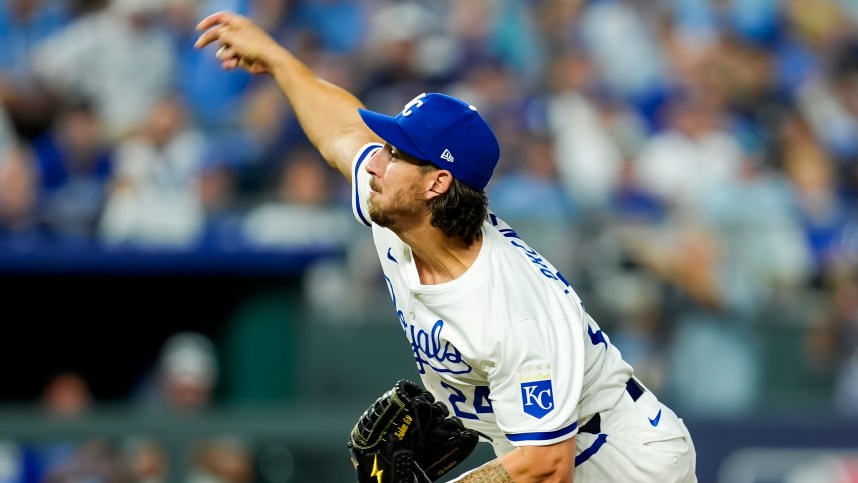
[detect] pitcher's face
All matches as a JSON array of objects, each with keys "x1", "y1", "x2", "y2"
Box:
[{"x1": 365, "y1": 143, "x2": 433, "y2": 230}]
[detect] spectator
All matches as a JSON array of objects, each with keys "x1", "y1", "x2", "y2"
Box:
[
  {"x1": 0, "y1": 372, "x2": 93, "y2": 483},
  {"x1": 36, "y1": 373, "x2": 130, "y2": 483},
  {"x1": 31, "y1": 102, "x2": 113, "y2": 239},
  {"x1": 242, "y1": 147, "x2": 353, "y2": 250},
  {"x1": 544, "y1": 49, "x2": 646, "y2": 210},
  {"x1": 189, "y1": 437, "x2": 254, "y2": 483},
  {"x1": 98, "y1": 95, "x2": 206, "y2": 248},
  {"x1": 132, "y1": 332, "x2": 253, "y2": 482},
  {"x1": 119, "y1": 437, "x2": 167, "y2": 483},
  {"x1": 29, "y1": 0, "x2": 176, "y2": 140},
  {"x1": 40, "y1": 372, "x2": 92, "y2": 417},
  {"x1": 135, "y1": 331, "x2": 218, "y2": 415},
  {"x1": 487, "y1": 132, "x2": 577, "y2": 224},
  {"x1": 633, "y1": 88, "x2": 743, "y2": 210}
]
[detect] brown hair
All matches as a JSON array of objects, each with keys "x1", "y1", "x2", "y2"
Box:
[{"x1": 420, "y1": 165, "x2": 487, "y2": 246}]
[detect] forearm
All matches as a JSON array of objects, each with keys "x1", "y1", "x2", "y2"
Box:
[
  {"x1": 450, "y1": 460, "x2": 514, "y2": 482},
  {"x1": 452, "y1": 440, "x2": 575, "y2": 483},
  {"x1": 267, "y1": 49, "x2": 376, "y2": 178}
]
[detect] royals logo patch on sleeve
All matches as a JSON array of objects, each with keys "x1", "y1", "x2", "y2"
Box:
[{"x1": 519, "y1": 365, "x2": 554, "y2": 419}]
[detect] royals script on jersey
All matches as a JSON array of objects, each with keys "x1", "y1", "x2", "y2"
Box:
[{"x1": 351, "y1": 143, "x2": 633, "y2": 456}]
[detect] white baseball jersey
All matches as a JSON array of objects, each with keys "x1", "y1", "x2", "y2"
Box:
[{"x1": 350, "y1": 143, "x2": 634, "y2": 456}]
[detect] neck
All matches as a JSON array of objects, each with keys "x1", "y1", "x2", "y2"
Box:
[{"x1": 398, "y1": 223, "x2": 483, "y2": 285}]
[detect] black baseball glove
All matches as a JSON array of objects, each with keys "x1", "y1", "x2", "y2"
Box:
[{"x1": 348, "y1": 380, "x2": 486, "y2": 483}]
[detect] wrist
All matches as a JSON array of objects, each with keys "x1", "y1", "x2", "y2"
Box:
[{"x1": 265, "y1": 45, "x2": 294, "y2": 76}]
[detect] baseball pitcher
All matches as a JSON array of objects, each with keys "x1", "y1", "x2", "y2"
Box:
[{"x1": 196, "y1": 11, "x2": 697, "y2": 482}]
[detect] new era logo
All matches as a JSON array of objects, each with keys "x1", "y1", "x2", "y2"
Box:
[{"x1": 440, "y1": 149, "x2": 455, "y2": 163}]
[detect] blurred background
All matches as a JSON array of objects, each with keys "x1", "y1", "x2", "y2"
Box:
[{"x1": 0, "y1": 0, "x2": 856, "y2": 481}]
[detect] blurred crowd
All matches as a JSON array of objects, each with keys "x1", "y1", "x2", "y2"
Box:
[
  {"x1": 0, "y1": 0, "x2": 857, "y2": 450},
  {"x1": 0, "y1": 332, "x2": 268, "y2": 483}
]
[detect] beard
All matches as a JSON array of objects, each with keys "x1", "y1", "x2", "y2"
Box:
[{"x1": 368, "y1": 183, "x2": 426, "y2": 231}]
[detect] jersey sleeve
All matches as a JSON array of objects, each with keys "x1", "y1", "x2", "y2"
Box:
[
  {"x1": 351, "y1": 142, "x2": 382, "y2": 227},
  {"x1": 484, "y1": 316, "x2": 585, "y2": 447}
]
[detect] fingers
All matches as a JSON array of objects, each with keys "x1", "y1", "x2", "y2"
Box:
[
  {"x1": 194, "y1": 24, "x2": 228, "y2": 49},
  {"x1": 194, "y1": 11, "x2": 268, "y2": 73},
  {"x1": 216, "y1": 45, "x2": 235, "y2": 60},
  {"x1": 215, "y1": 45, "x2": 241, "y2": 70},
  {"x1": 222, "y1": 57, "x2": 240, "y2": 70},
  {"x1": 194, "y1": 11, "x2": 248, "y2": 49},
  {"x1": 196, "y1": 10, "x2": 240, "y2": 32}
]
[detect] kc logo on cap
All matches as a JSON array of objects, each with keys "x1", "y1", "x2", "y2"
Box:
[{"x1": 358, "y1": 93, "x2": 500, "y2": 191}]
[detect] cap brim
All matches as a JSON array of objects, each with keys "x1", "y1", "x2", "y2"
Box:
[{"x1": 358, "y1": 108, "x2": 428, "y2": 161}]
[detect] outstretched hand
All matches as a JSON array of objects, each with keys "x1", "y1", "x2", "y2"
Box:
[{"x1": 194, "y1": 11, "x2": 279, "y2": 75}]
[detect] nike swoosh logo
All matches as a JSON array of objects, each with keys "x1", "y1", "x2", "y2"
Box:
[
  {"x1": 649, "y1": 409, "x2": 662, "y2": 427},
  {"x1": 387, "y1": 247, "x2": 398, "y2": 263}
]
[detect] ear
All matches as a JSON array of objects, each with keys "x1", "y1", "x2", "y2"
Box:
[{"x1": 425, "y1": 169, "x2": 453, "y2": 200}]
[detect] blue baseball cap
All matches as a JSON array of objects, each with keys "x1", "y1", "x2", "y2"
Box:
[{"x1": 358, "y1": 93, "x2": 500, "y2": 191}]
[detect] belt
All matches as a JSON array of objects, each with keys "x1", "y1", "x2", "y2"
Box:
[{"x1": 579, "y1": 377, "x2": 644, "y2": 435}]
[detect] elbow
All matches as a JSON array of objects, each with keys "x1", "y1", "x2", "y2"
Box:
[
  {"x1": 318, "y1": 124, "x2": 379, "y2": 174},
  {"x1": 536, "y1": 460, "x2": 573, "y2": 483},
  {"x1": 517, "y1": 445, "x2": 574, "y2": 482}
]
